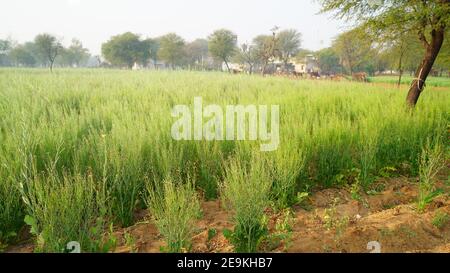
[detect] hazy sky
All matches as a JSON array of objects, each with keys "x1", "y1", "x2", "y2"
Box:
[{"x1": 1, "y1": 0, "x2": 349, "y2": 55}]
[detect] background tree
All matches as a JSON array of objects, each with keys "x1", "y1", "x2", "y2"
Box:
[
  {"x1": 234, "y1": 43, "x2": 259, "y2": 74},
  {"x1": 34, "y1": 33, "x2": 62, "y2": 71},
  {"x1": 276, "y1": 29, "x2": 302, "y2": 70},
  {"x1": 208, "y1": 29, "x2": 237, "y2": 73},
  {"x1": 9, "y1": 43, "x2": 37, "y2": 67},
  {"x1": 316, "y1": 47, "x2": 342, "y2": 75},
  {"x1": 185, "y1": 38, "x2": 209, "y2": 70},
  {"x1": 66, "y1": 39, "x2": 90, "y2": 67},
  {"x1": 254, "y1": 27, "x2": 279, "y2": 75},
  {"x1": 158, "y1": 33, "x2": 185, "y2": 69},
  {"x1": 57, "y1": 39, "x2": 90, "y2": 67},
  {"x1": 382, "y1": 31, "x2": 422, "y2": 86},
  {"x1": 143, "y1": 38, "x2": 160, "y2": 68},
  {"x1": 332, "y1": 28, "x2": 373, "y2": 75},
  {"x1": 320, "y1": 0, "x2": 450, "y2": 106},
  {"x1": 102, "y1": 32, "x2": 145, "y2": 69},
  {"x1": 433, "y1": 29, "x2": 450, "y2": 76},
  {"x1": 0, "y1": 39, "x2": 12, "y2": 66}
]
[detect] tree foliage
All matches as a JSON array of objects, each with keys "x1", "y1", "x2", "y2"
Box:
[
  {"x1": 34, "y1": 33, "x2": 62, "y2": 71},
  {"x1": 316, "y1": 47, "x2": 342, "y2": 74},
  {"x1": 276, "y1": 29, "x2": 302, "y2": 66},
  {"x1": 102, "y1": 32, "x2": 147, "y2": 68},
  {"x1": 208, "y1": 29, "x2": 237, "y2": 72},
  {"x1": 158, "y1": 33, "x2": 185, "y2": 68}
]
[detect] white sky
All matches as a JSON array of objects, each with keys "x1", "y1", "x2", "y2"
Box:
[{"x1": 0, "y1": 0, "x2": 349, "y2": 55}]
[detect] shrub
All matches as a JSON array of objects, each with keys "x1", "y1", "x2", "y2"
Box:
[
  {"x1": 20, "y1": 170, "x2": 111, "y2": 252},
  {"x1": 145, "y1": 177, "x2": 201, "y2": 253},
  {"x1": 0, "y1": 159, "x2": 24, "y2": 248},
  {"x1": 417, "y1": 140, "x2": 445, "y2": 213},
  {"x1": 221, "y1": 155, "x2": 271, "y2": 252},
  {"x1": 432, "y1": 211, "x2": 449, "y2": 229},
  {"x1": 267, "y1": 144, "x2": 305, "y2": 209}
]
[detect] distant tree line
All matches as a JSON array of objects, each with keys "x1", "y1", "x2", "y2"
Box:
[
  {"x1": 0, "y1": 34, "x2": 92, "y2": 70},
  {"x1": 98, "y1": 28, "x2": 304, "y2": 75},
  {"x1": 1, "y1": 27, "x2": 448, "y2": 79}
]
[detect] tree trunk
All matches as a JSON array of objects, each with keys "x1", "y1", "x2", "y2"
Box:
[
  {"x1": 50, "y1": 60, "x2": 54, "y2": 72},
  {"x1": 406, "y1": 28, "x2": 445, "y2": 107},
  {"x1": 397, "y1": 50, "x2": 404, "y2": 88},
  {"x1": 398, "y1": 70, "x2": 403, "y2": 88},
  {"x1": 261, "y1": 62, "x2": 268, "y2": 76},
  {"x1": 224, "y1": 59, "x2": 231, "y2": 73}
]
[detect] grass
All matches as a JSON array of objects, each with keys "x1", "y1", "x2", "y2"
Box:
[
  {"x1": 368, "y1": 75, "x2": 450, "y2": 87},
  {"x1": 0, "y1": 68, "x2": 449, "y2": 252}
]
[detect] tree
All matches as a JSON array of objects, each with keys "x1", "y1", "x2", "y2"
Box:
[
  {"x1": 316, "y1": 47, "x2": 342, "y2": 75},
  {"x1": 185, "y1": 39, "x2": 209, "y2": 70},
  {"x1": 34, "y1": 33, "x2": 62, "y2": 72},
  {"x1": 0, "y1": 39, "x2": 12, "y2": 66},
  {"x1": 66, "y1": 39, "x2": 90, "y2": 67},
  {"x1": 332, "y1": 28, "x2": 373, "y2": 75},
  {"x1": 320, "y1": 0, "x2": 450, "y2": 106},
  {"x1": 143, "y1": 38, "x2": 160, "y2": 68},
  {"x1": 102, "y1": 32, "x2": 146, "y2": 68},
  {"x1": 276, "y1": 29, "x2": 302, "y2": 70},
  {"x1": 254, "y1": 27, "x2": 279, "y2": 75},
  {"x1": 158, "y1": 33, "x2": 185, "y2": 69},
  {"x1": 208, "y1": 29, "x2": 237, "y2": 73},
  {"x1": 382, "y1": 31, "x2": 422, "y2": 86},
  {"x1": 56, "y1": 39, "x2": 90, "y2": 67},
  {"x1": 234, "y1": 43, "x2": 259, "y2": 74},
  {"x1": 9, "y1": 43, "x2": 37, "y2": 67}
]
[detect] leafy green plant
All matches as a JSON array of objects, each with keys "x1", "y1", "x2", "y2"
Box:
[
  {"x1": 21, "y1": 170, "x2": 112, "y2": 253},
  {"x1": 0, "y1": 155, "x2": 25, "y2": 248},
  {"x1": 221, "y1": 156, "x2": 271, "y2": 253},
  {"x1": 267, "y1": 145, "x2": 305, "y2": 210},
  {"x1": 417, "y1": 140, "x2": 445, "y2": 213},
  {"x1": 378, "y1": 166, "x2": 398, "y2": 178},
  {"x1": 145, "y1": 178, "x2": 200, "y2": 253},
  {"x1": 262, "y1": 209, "x2": 295, "y2": 251},
  {"x1": 350, "y1": 180, "x2": 362, "y2": 202},
  {"x1": 124, "y1": 231, "x2": 138, "y2": 253},
  {"x1": 18, "y1": 143, "x2": 112, "y2": 253},
  {"x1": 322, "y1": 198, "x2": 349, "y2": 246},
  {"x1": 207, "y1": 228, "x2": 217, "y2": 242},
  {"x1": 432, "y1": 211, "x2": 449, "y2": 229}
]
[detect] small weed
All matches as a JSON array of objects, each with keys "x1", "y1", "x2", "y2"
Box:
[
  {"x1": 124, "y1": 231, "x2": 138, "y2": 253},
  {"x1": 350, "y1": 180, "x2": 362, "y2": 202},
  {"x1": 145, "y1": 177, "x2": 200, "y2": 253},
  {"x1": 322, "y1": 198, "x2": 349, "y2": 243},
  {"x1": 378, "y1": 166, "x2": 398, "y2": 178},
  {"x1": 417, "y1": 140, "x2": 445, "y2": 213},
  {"x1": 207, "y1": 228, "x2": 217, "y2": 241},
  {"x1": 261, "y1": 209, "x2": 295, "y2": 252},
  {"x1": 432, "y1": 211, "x2": 449, "y2": 229}
]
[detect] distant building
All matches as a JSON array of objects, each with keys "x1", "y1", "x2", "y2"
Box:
[
  {"x1": 293, "y1": 54, "x2": 320, "y2": 74},
  {"x1": 222, "y1": 62, "x2": 244, "y2": 72}
]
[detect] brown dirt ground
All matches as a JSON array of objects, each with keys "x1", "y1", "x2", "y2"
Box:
[{"x1": 6, "y1": 173, "x2": 450, "y2": 253}]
